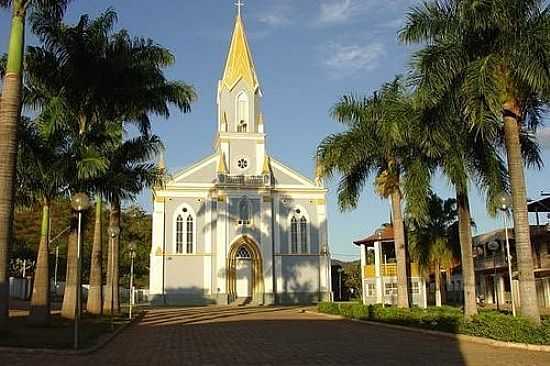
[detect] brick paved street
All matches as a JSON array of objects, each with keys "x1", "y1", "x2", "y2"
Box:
[{"x1": 2, "y1": 306, "x2": 550, "y2": 365}]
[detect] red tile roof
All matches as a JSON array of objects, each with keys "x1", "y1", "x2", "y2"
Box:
[{"x1": 353, "y1": 225, "x2": 394, "y2": 246}]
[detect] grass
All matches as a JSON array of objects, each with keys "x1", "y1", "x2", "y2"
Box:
[
  {"x1": 0, "y1": 313, "x2": 130, "y2": 350},
  {"x1": 318, "y1": 302, "x2": 550, "y2": 345}
]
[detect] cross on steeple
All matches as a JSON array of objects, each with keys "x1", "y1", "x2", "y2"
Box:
[{"x1": 235, "y1": 0, "x2": 244, "y2": 16}]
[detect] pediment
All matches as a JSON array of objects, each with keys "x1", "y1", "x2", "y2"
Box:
[
  {"x1": 168, "y1": 154, "x2": 218, "y2": 185},
  {"x1": 270, "y1": 158, "x2": 320, "y2": 189}
]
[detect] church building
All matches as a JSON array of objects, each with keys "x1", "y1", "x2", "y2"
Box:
[{"x1": 149, "y1": 10, "x2": 331, "y2": 305}]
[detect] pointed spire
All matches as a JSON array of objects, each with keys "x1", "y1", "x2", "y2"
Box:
[
  {"x1": 221, "y1": 10, "x2": 259, "y2": 91},
  {"x1": 217, "y1": 152, "x2": 228, "y2": 174},
  {"x1": 262, "y1": 155, "x2": 271, "y2": 175}
]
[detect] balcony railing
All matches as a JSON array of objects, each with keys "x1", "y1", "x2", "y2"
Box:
[
  {"x1": 362, "y1": 263, "x2": 421, "y2": 278},
  {"x1": 218, "y1": 174, "x2": 268, "y2": 187},
  {"x1": 474, "y1": 253, "x2": 515, "y2": 271}
]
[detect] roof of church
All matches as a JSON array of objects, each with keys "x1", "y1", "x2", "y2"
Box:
[{"x1": 221, "y1": 14, "x2": 260, "y2": 91}]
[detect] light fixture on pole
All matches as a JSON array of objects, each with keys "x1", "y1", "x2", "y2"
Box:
[
  {"x1": 128, "y1": 242, "x2": 137, "y2": 320},
  {"x1": 70, "y1": 192, "x2": 90, "y2": 350},
  {"x1": 495, "y1": 191, "x2": 516, "y2": 316},
  {"x1": 108, "y1": 225, "x2": 120, "y2": 330}
]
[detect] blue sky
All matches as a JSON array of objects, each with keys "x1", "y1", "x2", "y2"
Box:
[{"x1": 1, "y1": 0, "x2": 549, "y2": 261}]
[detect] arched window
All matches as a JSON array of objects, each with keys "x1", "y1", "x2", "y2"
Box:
[
  {"x1": 174, "y1": 205, "x2": 195, "y2": 254},
  {"x1": 176, "y1": 215, "x2": 184, "y2": 254},
  {"x1": 290, "y1": 216, "x2": 298, "y2": 254},
  {"x1": 236, "y1": 246, "x2": 251, "y2": 259},
  {"x1": 288, "y1": 208, "x2": 309, "y2": 254},
  {"x1": 300, "y1": 216, "x2": 308, "y2": 253},
  {"x1": 186, "y1": 215, "x2": 194, "y2": 254},
  {"x1": 237, "y1": 92, "x2": 249, "y2": 132},
  {"x1": 238, "y1": 197, "x2": 251, "y2": 225}
]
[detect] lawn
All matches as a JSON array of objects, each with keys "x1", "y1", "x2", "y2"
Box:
[
  {"x1": 318, "y1": 302, "x2": 550, "y2": 345},
  {"x1": 0, "y1": 314, "x2": 130, "y2": 350}
]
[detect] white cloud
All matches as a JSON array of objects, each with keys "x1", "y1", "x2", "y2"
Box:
[
  {"x1": 538, "y1": 127, "x2": 550, "y2": 150},
  {"x1": 258, "y1": 13, "x2": 290, "y2": 26},
  {"x1": 323, "y1": 42, "x2": 386, "y2": 78},
  {"x1": 258, "y1": 2, "x2": 292, "y2": 27},
  {"x1": 319, "y1": 0, "x2": 368, "y2": 24}
]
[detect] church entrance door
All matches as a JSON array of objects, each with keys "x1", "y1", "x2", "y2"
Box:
[
  {"x1": 227, "y1": 236, "x2": 264, "y2": 304},
  {"x1": 236, "y1": 260, "x2": 252, "y2": 298}
]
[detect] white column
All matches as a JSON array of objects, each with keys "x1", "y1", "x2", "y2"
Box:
[
  {"x1": 374, "y1": 241, "x2": 383, "y2": 304},
  {"x1": 204, "y1": 199, "x2": 212, "y2": 295},
  {"x1": 360, "y1": 244, "x2": 367, "y2": 304},
  {"x1": 498, "y1": 274, "x2": 505, "y2": 305},
  {"x1": 149, "y1": 198, "x2": 165, "y2": 296},
  {"x1": 317, "y1": 199, "x2": 328, "y2": 297},
  {"x1": 216, "y1": 195, "x2": 228, "y2": 295},
  {"x1": 261, "y1": 196, "x2": 273, "y2": 297}
]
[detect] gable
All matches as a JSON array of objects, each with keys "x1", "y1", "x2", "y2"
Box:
[
  {"x1": 270, "y1": 158, "x2": 318, "y2": 188},
  {"x1": 169, "y1": 154, "x2": 218, "y2": 185}
]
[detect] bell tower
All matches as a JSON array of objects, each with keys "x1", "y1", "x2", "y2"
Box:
[{"x1": 215, "y1": 8, "x2": 267, "y2": 178}]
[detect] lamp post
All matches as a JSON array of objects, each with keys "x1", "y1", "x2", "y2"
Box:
[
  {"x1": 108, "y1": 225, "x2": 120, "y2": 330},
  {"x1": 128, "y1": 242, "x2": 137, "y2": 320},
  {"x1": 70, "y1": 192, "x2": 90, "y2": 350},
  {"x1": 496, "y1": 192, "x2": 516, "y2": 316}
]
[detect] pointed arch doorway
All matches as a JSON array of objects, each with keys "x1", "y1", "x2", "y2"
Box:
[{"x1": 227, "y1": 235, "x2": 264, "y2": 304}]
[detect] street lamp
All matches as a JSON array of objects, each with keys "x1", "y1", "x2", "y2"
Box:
[
  {"x1": 495, "y1": 192, "x2": 516, "y2": 317},
  {"x1": 128, "y1": 242, "x2": 137, "y2": 320},
  {"x1": 108, "y1": 225, "x2": 120, "y2": 330},
  {"x1": 70, "y1": 192, "x2": 90, "y2": 350}
]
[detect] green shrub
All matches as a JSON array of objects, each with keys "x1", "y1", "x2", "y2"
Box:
[{"x1": 317, "y1": 302, "x2": 550, "y2": 345}]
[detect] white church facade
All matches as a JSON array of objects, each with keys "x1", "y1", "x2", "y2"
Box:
[{"x1": 149, "y1": 11, "x2": 331, "y2": 305}]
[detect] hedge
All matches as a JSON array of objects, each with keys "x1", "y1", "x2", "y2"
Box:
[{"x1": 318, "y1": 302, "x2": 550, "y2": 345}]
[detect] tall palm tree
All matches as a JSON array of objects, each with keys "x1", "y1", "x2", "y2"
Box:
[
  {"x1": 408, "y1": 194, "x2": 460, "y2": 307},
  {"x1": 16, "y1": 118, "x2": 68, "y2": 325},
  {"x1": 0, "y1": 0, "x2": 71, "y2": 327},
  {"x1": 86, "y1": 196, "x2": 103, "y2": 315},
  {"x1": 317, "y1": 78, "x2": 424, "y2": 308},
  {"x1": 28, "y1": 9, "x2": 196, "y2": 318},
  {"x1": 97, "y1": 135, "x2": 163, "y2": 315},
  {"x1": 400, "y1": 0, "x2": 549, "y2": 323}
]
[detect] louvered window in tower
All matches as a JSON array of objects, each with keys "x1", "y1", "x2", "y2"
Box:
[{"x1": 237, "y1": 92, "x2": 248, "y2": 132}]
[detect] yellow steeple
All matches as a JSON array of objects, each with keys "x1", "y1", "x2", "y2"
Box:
[{"x1": 221, "y1": 13, "x2": 260, "y2": 91}]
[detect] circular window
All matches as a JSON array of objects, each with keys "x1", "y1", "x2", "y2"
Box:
[
  {"x1": 182, "y1": 208, "x2": 188, "y2": 213},
  {"x1": 237, "y1": 158, "x2": 249, "y2": 170}
]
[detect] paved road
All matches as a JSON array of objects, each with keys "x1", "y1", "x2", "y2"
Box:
[{"x1": 2, "y1": 306, "x2": 550, "y2": 365}]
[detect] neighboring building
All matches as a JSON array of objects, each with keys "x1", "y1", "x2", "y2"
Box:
[
  {"x1": 148, "y1": 11, "x2": 331, "y2": 305},
  {"x1": 473, "y1": 225, "x2": 550, "y2": 309},
  {"x1": 354, "y1": 225, "x2": 427, "y2": 307}
]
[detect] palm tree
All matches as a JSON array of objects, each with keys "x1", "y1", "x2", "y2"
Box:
[
  {"x1": 27, "y1": 9, "x2": 196, "y2": 318},
  {"x1": 98, "y1": 135, "x2": 163, "y2": 314},
  {"x1": 400, "y1": 0, "x2": 549, "y2": 323},
  {"x1": 86, "y1": 196, "x2": 103, "y2": 315},
  {"x1": 16, "y1": 118, "x2": 68, "y2": 325},
  {"x1": 0, "y1": 0, "x2": 71, "y2": 327},
  {"x1": 408, "y1": 194, "x2": 460, "y2": 307},
  {"x1": 317, "y1": 78, "x2": 423, "y2": 308}
]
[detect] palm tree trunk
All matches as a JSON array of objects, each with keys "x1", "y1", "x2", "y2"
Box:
[
  {"x1": 87, "y1": 198, "x2": 103, "y2": 315},
  {"x1": 503, "y1": 100, "x2": 540, "y2": 324},
  {"x1": 390, "y1": 189, "x2": 410, "y2": 308},
  {"x1": 456, "y1": 191, "x2": 477, "y2": 319},
  {"x1": 61, "y1": 212, "x2": 79, "y2": 319},
  {"x1": 29, "y1": 198, "x2": 51, "y2": 325},
  {"x1": 435, "y1": 260, "x2": 442, "y2": 307},
  {"x1": 0, "y1": 4, "x2": 26, "y2": 327},
  {"x1": 103, "y1": 199, "x2": 121, "y2": 315}
]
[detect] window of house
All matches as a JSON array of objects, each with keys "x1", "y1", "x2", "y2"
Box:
[
  {"x1": 411, "y1": 281, "x2": 420, "y2": 294},
  {"x1": 174, "y1": 206, "x2": 195, "y2": 254},
  {"x1": 367, "y1": 283, "x2": 376, "y2": 297},
  {"x1": 289, "y1": 208, "x2": 309, "y2": 254},
  {"x1": 385, "y1": 282, "x2": 398, "y2": 296}
]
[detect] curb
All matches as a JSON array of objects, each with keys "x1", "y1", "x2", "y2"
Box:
[
  {"x1": 307, "y1": 310, "x2": 550, "y2": 353},
  {"x1": 0, "y1": 311, "x2": 145, "y2": 355}
]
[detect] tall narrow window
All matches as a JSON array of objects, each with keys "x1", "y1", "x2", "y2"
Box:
[
  {"x1": 290, "y1": 216, "x2": 298, "y2": 254},
  {"x1": 237, "y1": 92, "x2": 249, "y2": 132},
  {"x1": 239, "y1": 198, "x2": 250, "y2": 225},
  {"x1": 186, "y1": 215, "x2": 194, "y2": 254},
  {"x1": 300, "y1": 216, "x2": 308, "y2": 253},
  {"x1": 176, "y1": 215, "x2": 184, "y2": 254}
]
